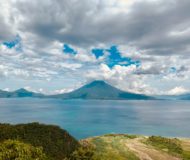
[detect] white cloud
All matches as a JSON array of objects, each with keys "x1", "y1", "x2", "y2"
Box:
[
  {"x1": 167, "y1": 86, "x2": 189, "y2": 95},
  {"x1": 53, "y1": 88, "x2": 74, "y2": 95},
  {"x1": 0, "y1": 0, "x2": 190, "y2": 95},
  {"x1": 2, "y1": 88, "x2": 10, "y2": 92},
  {"x1": 84, "y1": 63, "x2": 155, "y2": 94}
]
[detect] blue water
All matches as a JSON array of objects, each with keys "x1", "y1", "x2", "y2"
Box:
[{"x1": 0, "y1": 98, "x2": 190, "y2": 139}]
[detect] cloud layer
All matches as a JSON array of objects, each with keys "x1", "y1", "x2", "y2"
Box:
[{"x1": 0, "y1": 0, "x2": 190, "y2": 95}]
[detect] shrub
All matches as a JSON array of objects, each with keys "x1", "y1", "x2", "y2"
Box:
[
  {"x1": 0, "y1": 140, "x2": 47, "y2": 160},
  {"x1": 65, "y1": 146, "x2": 98, "y2": 160}
]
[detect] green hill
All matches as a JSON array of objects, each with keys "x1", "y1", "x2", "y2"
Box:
[{"x1": 0, "y1": 123, "x2": 80, "y2": 160}]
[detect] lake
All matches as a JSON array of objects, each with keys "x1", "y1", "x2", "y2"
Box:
[{"x1": 0, "y1": 98, "x2": 190, "y2": 139}]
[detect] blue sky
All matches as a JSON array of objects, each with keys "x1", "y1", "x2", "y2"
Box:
[{"x1": 0, "y1": 0, "x2": 190, "y2": 95}]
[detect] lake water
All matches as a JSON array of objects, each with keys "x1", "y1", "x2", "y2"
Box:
[{"x1": 0, "y1": 98, "x2": 190, "y2": 139}]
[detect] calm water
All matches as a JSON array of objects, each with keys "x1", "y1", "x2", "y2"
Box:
[{"x1": 0, "y1": 98, "x2": 190, "y2": 139}]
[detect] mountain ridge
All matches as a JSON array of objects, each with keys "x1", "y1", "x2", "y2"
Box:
[
  {"x1": 0, "y1": 88, "x2": 44, "y2": 98},
  {"x1": 1, "y1": 80, "x2": 189, "y2": 100}
]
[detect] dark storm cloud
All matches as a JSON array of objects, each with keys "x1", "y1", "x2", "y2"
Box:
[
  {"x1": 0, "y1": 12, "x2": 14, "y2": 42},
  {"x1": 135, "y1": 66, "x2": 163, "y2": 75},
  {"x1": 9, "y1": 0, "x2": 190, "y2": 56}
]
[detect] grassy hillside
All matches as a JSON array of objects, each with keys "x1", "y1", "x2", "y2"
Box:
[{"x1": 82, "y1": 134, "x2": 190, "y2": 160}]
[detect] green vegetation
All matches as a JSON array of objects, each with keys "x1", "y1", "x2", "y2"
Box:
[
  {"x1": 85, "y1": 135, "x2": 140, "y2": 160},
  {"x1": 183, "y1": 151, "x2": 190, "y2": 160},
  {"x1": 146, "y1": 136, "x2": 190, "y2": 160},
  {"x1": 104, "y1": 134, "x2": 138, "y2": 139},
  {"x1": 0, "y1": 123, "x2": 80, "y2": 160},
  {"x1": 65, "y1": 146, "x2": 98, "y2": 160},
  {"x1": 0, "y1": 140, "x2": 47, "y2": 160},
  {"x1": 1, "y1": 123, "x2": 190, "y2": 160},
  {"x1": 147, "y1": 136, "x2": 183, "y2": 154}
]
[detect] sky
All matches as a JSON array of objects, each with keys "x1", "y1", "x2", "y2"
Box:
[{"x1": 0, "y1": 0, "x2": 190, "y2": 95}]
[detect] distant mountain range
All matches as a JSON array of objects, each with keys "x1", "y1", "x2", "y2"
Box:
[
  {"x1": 171, "y1": 93, "x2": 190, "y2": 100},
  {"x1": 0, "y1": 80, "x2": 189, "y2": 100},
  {"x1": 0, "y1": 88, "x2": 44, "y2": 98},
  {"x1": 154, "y1": 94, "x2": 190, "y2": 100}
]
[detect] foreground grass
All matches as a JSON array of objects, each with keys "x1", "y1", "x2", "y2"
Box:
[
  {"x1": 82, "y1": 134, "x2": 140, "y2": 160},
  {"x1": 0, "y1": 123, "x2": 190, "y2": 160},
  {"x1": 83, "y1": 134, "x2": 190, "y2": 160},
  {"x1": 146, "y1": 136, "x2": 190, "y2": 160}
]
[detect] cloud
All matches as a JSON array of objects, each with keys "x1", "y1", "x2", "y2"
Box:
[
  {"x1": 0, "y1": 1, "x2": 16, "y2": 42},
  {"x1": 0, "y1": 0, "x2": 189, "y2": 54},
  {"x1": 0, "y1": 0, "x2": 190, "y2": 94},
  {"x1": 53, "y1": 88, "x2": 74, "y2": 95},
  {"x1": 85, "y1": 63, "x2": 155, "y2": 94},
  {"x1": 2, "y1": 88, "x2": 10, "y2": 92},
  {"x1": 167, "y1": 86, "x2": 189, "y2": 95}
]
